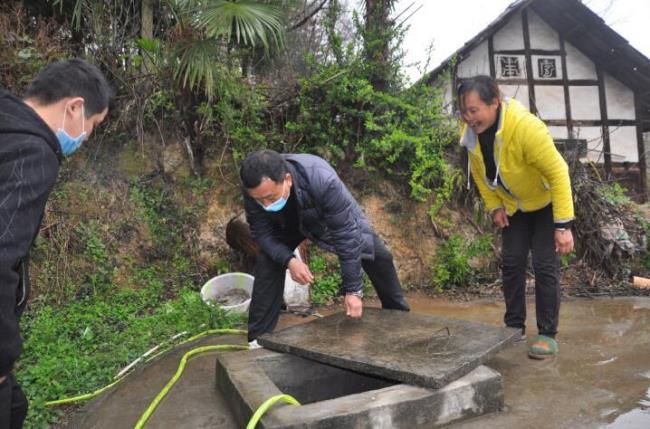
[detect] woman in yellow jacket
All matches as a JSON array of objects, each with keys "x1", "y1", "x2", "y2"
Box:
[{"x1": 458, "y1": 75, "x2": 574, "y2": 359}]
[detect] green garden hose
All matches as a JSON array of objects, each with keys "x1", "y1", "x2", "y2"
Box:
[
  {"x1": 44, "y1": 378, "x2": 125, "y2": 407},
  {"x1": 135, "y1": 346, "x2": 301, "y2": 429},
  {"x1": 134, "y1": 344, "x2": 248, "y2": 429},
  {"x1": 46, "y1": 328, "x2": 302, "y2": 429},
  {"x1": 45, "y1": 328, "x2": 246, "y2": 407},
  {"x1": 246, "y1": 394, "x2": 301, "y2": 429},
  {"x1": 178, "y1": 328, "x2": 247, "y2": 346}
]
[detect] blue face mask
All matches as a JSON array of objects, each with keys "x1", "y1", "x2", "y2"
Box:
[
  {"x1": 261, "y1": 181, "x2": 289, "y2": 212},
  {"x1": 57, "y1": 104, "x2": 87, "y2": 157}
]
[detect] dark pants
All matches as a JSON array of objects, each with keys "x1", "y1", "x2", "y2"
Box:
[
  {"x1": 501, "y1": 204, "x2": 560, "y2": 337},
  {"x1": 247, "y1": 234, "x2": 410, "y2": 342},
  {"x1": 0, "y1": 373, "x2": 28, "y2": 429}
]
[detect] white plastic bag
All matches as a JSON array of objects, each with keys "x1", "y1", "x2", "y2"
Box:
[{"x1": 283, "y1": 248, "x2": 310, "y2": 309}]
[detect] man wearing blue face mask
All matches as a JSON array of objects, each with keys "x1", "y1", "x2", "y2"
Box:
[
  {"x1": 0, "y1": 58, "x2": 111, "y2": 429},
  {"x1": 240, "y1": 150, "x2": 410, "y2": 346}
]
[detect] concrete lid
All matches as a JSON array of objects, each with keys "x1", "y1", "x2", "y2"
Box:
[{"x1": 258, "y1": 308, "x2": 518, "y2": 389}]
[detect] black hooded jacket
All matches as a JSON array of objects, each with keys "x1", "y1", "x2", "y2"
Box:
[
  {"x1": 0, "y1": 90, "x2": 61, "y2": 376},
  {"x1": 243, "y1": 154, "x2": 375, "y2": 294}
]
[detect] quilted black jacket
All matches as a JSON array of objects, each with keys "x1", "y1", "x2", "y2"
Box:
[{"x1": 243, "y1": 154, "x2": 375, "y2": 294}]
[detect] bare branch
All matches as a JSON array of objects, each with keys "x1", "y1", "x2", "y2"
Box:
[{"x1": 289, "y1": 0, "x2": 329, "y2": 31}]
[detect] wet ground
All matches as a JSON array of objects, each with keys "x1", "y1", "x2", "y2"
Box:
[
  {"x1": 67, "y1": 293, "x2": 650, "y2": 428},
  {"x1": 406, "y1": 293, "x2": 650, "y2": 429}
]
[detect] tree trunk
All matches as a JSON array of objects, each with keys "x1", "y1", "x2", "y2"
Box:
[
  {"x1": 141, "y1": 0, "x2": 153, "y2": 39},
  {"x1": 141, "y1": 0, "x2": 154, "y2": 72},
  {"x1": 364, "y1": 0, "x2": 394, "y2": 92}
]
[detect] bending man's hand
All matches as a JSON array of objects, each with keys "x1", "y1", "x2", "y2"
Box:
[
  {"x1": 287, "y1": 258, "x2": 314, "y2": 284},
  {"x1": 555, "y1": 229, "x2": 574, "y2": 255},
  {"x1": 493, "y1": 208, "x2": 509, "y2": 229},
  {"x1": 344, "y1": 294, "x2": 363, "y2": 318}
]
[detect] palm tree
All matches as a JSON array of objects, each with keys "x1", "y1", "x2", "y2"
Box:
[
  {"x1": 167, "y1": 0, "x2": 287, "y2": 98},
  {"x1": 52, "y1": 0, "x2": 287, "y2": 98}
]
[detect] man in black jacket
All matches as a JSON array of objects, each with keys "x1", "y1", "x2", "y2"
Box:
[
  {"x1": 0, "y1": 59, "x2": 111, "y2": 428},
  {"x1": 240, "y1": 150, "x2": 410, "y2": 345}
]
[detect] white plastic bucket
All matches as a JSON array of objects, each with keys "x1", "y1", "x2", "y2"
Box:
[{"x1": 200, "y1": 272, "x2": 253, "y2": 314}]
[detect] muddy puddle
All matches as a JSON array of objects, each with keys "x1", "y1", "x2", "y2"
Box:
[{"x1": 279, "y1": 292, "x2": 650, "y2": 428}]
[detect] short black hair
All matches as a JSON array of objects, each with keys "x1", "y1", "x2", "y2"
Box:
[
  {"x1": 457, "y1": 75, "x2": 500, "y2": 111},
  {"x1": 240, "y1": 150, "x2": 287, "y2": 188},
  {"x1": 24, "y1": 58, "x2": 112, "y2": 117}
]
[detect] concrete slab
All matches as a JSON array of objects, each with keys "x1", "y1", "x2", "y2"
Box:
[
  {"x1": 216, "y1": 348, "x2": 504, "y2": 429},
  {"x1": 258, "y1": 308, "x2": 518, "y2": 389}
]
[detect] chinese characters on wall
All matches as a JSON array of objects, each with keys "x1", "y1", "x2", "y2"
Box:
[
  {"x1": 497, "y1": 55, "x2": 560, "y2": 79},
  {"x1": 500, "y1": 56, "x2": 521, "y2": 78},
  {"x1": 537, "y1": 58, "x2": 557, "y2": 78}
]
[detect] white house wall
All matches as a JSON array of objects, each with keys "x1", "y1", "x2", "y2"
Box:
[
  {"x1": 609, "y1": 126, "x2": 638, "y2": 162},
  {"x1": 493, "y1": 12, "x2": 523, "y2": 50},
  {"x1": 501, "y1": 85, "x2": 529, "y2": 110},
  {"x1": 565, "y1": 43, "x2": 597, "y2": 80},
  {"x1": 535, "y1": 85, "x2": 565, "y2": 120},
  {"x1": 569, "y1": 86, "x2": 601, "y2": 120},
  {"x1": 604, "y1": 75, "x2": 635, "y2": 120},
  {"x1": 548, "y1": 126, "x2": 569, "y2": 139},
  {"x1": 528, "y1": 10, "x2": 559, "y2": 50},
  {"x1": 457, "y1": 40, "x2": 489, "y2": 78}
]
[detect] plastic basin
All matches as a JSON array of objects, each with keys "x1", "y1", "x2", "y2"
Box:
[{"x1": 201, "y1": 272, "x2": 253, "y2": 314}]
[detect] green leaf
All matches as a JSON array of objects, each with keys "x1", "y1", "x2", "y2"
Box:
[
  {"x1": 197, "y1": 0, "x2": 285, "y2": 50},
  {"x1": 136, "y1": 37, "x2": 161, "y2": 53}
]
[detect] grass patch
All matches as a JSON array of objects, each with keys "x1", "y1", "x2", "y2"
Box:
[
  {"x1": 16, "y1": 273, "x2": 244, "y2": 428},
  {"x1": 431, "y1": 234, "x2": 493, "y2": 290},
  {"x1": 309, "y1": 252, "x2": 341, "y2": 306},
  {"x1": 308, "y1": 249, "x2": 376, "y2": 305}
]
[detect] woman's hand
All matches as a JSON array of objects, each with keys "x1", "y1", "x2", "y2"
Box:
[
  {"x1": 555, "y1": 229, "x2": 574, "y2": 255},
  {"x1": 493, "y1": 208, "x2": 510, "y2": 229}
]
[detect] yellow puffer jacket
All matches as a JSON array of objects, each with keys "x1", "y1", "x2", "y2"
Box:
[{"x1": 460, "y1": 97, "x2": 574, "y2": 223}]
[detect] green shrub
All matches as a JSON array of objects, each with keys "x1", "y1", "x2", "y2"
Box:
[
  {"x1": 431, "y1": 234, "x2": 493, "y2": 289},
  {"x1": 597, "y1": 182, "x2": 631, "y2": 205},
  {"x1": 285, "y1": 60, "x2": 457, "y2": 201}
]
